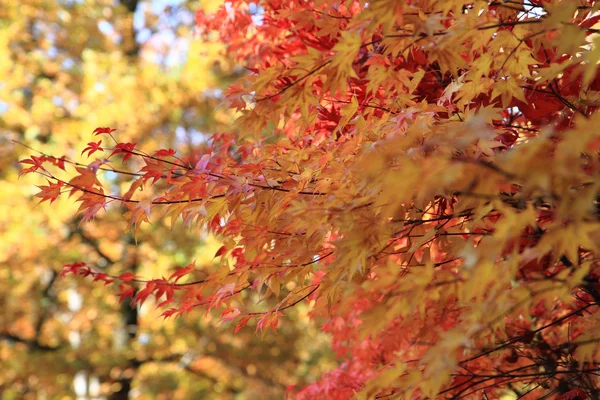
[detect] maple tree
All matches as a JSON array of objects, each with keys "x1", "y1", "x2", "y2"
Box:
[
  {"x1": 20, "y1": 0, "x2": 600, "y2": 398},
  {"x1": 3, "y1": 1, "x2": 331, "y2": 399}
]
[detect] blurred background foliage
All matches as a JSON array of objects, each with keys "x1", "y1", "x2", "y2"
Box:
[{"x1": 0, "y1": 0, "x2": 333, "y2": 398}]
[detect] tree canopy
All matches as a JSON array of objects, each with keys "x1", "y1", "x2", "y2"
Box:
[
  {"x1": 19, "y1": 0, "x2": 600, "y2": 398},
  {"x1": 3, "y1": 1, "x2": 330, "y2": 399}
]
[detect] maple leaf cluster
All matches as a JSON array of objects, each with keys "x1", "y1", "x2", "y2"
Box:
[{"x1": 23, "y1": 0, "x2": 600, "y2": 398}]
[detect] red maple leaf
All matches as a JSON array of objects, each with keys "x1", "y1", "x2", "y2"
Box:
[
  {"x1": 118, "y1": 284, "x2": 136, "y2": 303},
  {"x1": 61, "y1": 262, "x2": 87, "y2": 277},
  {"x1": 133, "y1": 280, "x2": 157, "y2": 306},
  {"x1": 153, "y1": 148, "x2": 176, "y2": 157},
  {"x1": 169, "y1": 263, "x2": 195, "y2": 283},
  {"x1": 81, "y1": 140, "x2": 104, "y2": 157},
  {"x1": 118, "y1": 272, "x2": 137, "y2": 282},
  {"x1": 48, "y1": 155, "x2": 66, "y2": 170},
  {"x1": 110, "y1": 142, "x2": 137, "y2": 162},
  {"x1": 19, "y1": 155, "x2": 47, "y2": 176},
  {"x1": 35, "y1": 180, "x2": 64, "y2": 204},
  {"x1": 93, "y1": 127, "x2": 116, "y2": 136},
  {"x1": 68, "y1": 167, "x2": 102, "y2": 195},
  {"x1": 161, "y1": 308, "x2": 178, "y2": 319},
  {"x1": 139, "y1": 158, "x2": 164, "y2": 184},
  {"x1": 234, "y1": 316, "x2": 251, "y2": 334}
]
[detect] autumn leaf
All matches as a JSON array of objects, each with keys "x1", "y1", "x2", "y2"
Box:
[
  {"x1": 67, "y1": 167, "x2": 102, "y2": 195},
  {"x1": 234, "y1": 316, "x2": 251, "y2": 334},
  {"x1": 19, "y1": 155, "x2": 47, "y2": 176},
  {"x1": 93, "y1": 127, "x2": 116, "y2": 136},
  {"x1": 118, "y1": 284, "x2": 136, "y2": 303},
  {"x1": 29, "y1": 1, "x2": 600, "y2": 398},
  {"x1": 110, "y1": 142, "x2": 137, "y2": 162},
  {"x1": 35, "y1": 180, "x2": 64, "y2": 204},
  {"x1": 81, "y1": 140, "x2": 104, "y2": 157},
  {"x1": 118, "y1": 272, "x2": 137, "y2": 282},
  {"x1": 220, "y1": 307, "x2": 241, "y2": 324},
  {"x1": 214, "y1": 245, "x2": 227, "y2": 258},
  {"x1": 153, "y1": 148, "x2": 176, "y2": 157},
  {"x1": 48, "y1": 155, "x2": 66, "y2": 171},
  {"x1": 122, "y1": 179, "x2": 143, "y2": 201},
  {"x1": 133, "y1": 280, "x2": 157, "y2": 306},
  {"x1": 169, "y1": 263, "x2": 195, "y2": 283},
  {"x1": 139, "y1": 158, "x2": 165, "y2": 184},
  {"x1": 61, "y1": 262, "x2": 87, "y2": 277}
]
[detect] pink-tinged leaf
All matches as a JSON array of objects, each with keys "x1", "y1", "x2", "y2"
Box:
[
  {"x1": 169, "y1": 263, "x2": 195, "y2": 283},
  {"x1": 234, "y1": 316, "x2": 251, "y2": 334},
  {"x1": 73, "y1": 190, "x2": 107, "y2": 226},
  {"x1": 86, "y1": 159, "x2": 108, "y2": 174},
  {"x1": 255, "y1": 313, "x2": 279, "y2": 334},
  {"x1": 153, "y1": 148, "x2": 176, "y2": 157},
  {"x1": 209, "y1": 282, "x2": 236, "y2": 310},
  {"x1": 119, "y1": 272, "x2": 136, "y2": 282},
  {"x1": 220, "y1": 308, "x2": 241, "y2": 324},
  {"x1": 194, "y1": 154, "x2": 211, "y2": 173},
  {"x1": 216, "y1": 282, "x2": 236, "y2": 296},
  {"x1": 256, "y1": 314, "x2": 269, "y2": 333},
  {"x1": 81, "y1": 140, "x2": 104, "y2": 157},
  {"x1": 127, "y1": 199, "x2": 152, "y2": 235},
  {"x1": 93, "y1": 127, "x2": 116, "y2": 136},
  {"x1": 252, "y1": 278, "x2": 264, "y2": 294},
  {"x1": 80, "y1": 202, "x2": 106, "y2": 223}
]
